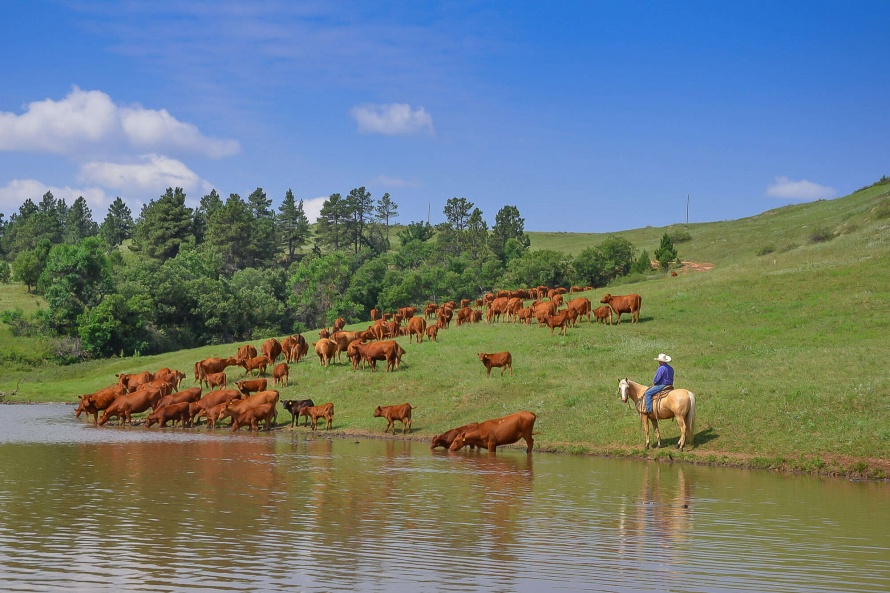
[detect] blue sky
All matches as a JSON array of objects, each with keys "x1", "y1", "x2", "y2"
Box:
[{"x1": 1, "y1": 1, "x2": 887, "y2": 232}]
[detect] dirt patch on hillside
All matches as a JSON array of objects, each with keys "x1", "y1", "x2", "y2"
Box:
[{"x1": 679, "y1": 261, "x2": 714, "y2": 273}]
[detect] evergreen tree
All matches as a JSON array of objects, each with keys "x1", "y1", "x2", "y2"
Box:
[
  {"x1": 465, "y1": 207, "x2": 490, "y2": 256},
  {"x1": 246, "y1": 187, "x2": 277, "y2": 267},
  {"x1": 64, "y1": 196, "x2": 99, "y2": 243},
  {"x1": 490, "y1": 205, "x2": 530, "y2": 261},
  {"x1": 278, "y1": 189, "x2": 311, "y2": 266},
  {"x1": 631, "y1": 249, "x2": 652, "y2": 274},
  {"x1": 316, "y1": 193, "x2": 348, "y2": 252},
  {"x1": 345, "y1": 186, "x2": 374, "y2": 254},
  {"x1": 204, "y1": 193, "x2": 255, "y2": 271},
  {"x1": 654, "y1": 233, "x2": 678, "y2": 271},
  {"x1": 440, "y1": 197, "x2": 474, "y2": 257},
  {"x1": 100, "y1": 197, "x2": 134, "y2": 248},
  {"x1": 397, "y1": 221, "x2": 435, "y2": 244},
  {"x1": 131, "y1": 187, "x2": 194, "y2": 261},
  {"x1": 193, "y1": 189, "x2": 223, "y2": 244},
  {"x1": 374, "y1": 192, "x2": 399, "y2": 246}
]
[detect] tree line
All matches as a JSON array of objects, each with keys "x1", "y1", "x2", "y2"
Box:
[{"x1": 0, "y1": 186, "x2": 678, "y2": 362}]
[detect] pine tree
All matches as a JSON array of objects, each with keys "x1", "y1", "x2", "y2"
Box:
[
  {"x1": 375, "y1": 192, "x2": 399, "y2": 247},
  {"x1": 654, "y1": 234, "x2": 678, "y2": 271},
  {"x1": 345, "y1": 186, "x2": 374, "y2": 254},
  {"x1": 64, "y1": 196, "x2": 99, "y2": 243},
  {"x1": 316, "y1": 194, "x2": 348, "y2": 252},
  {"x1": 490, "y1": 205, "x2": 530, "y2": 261},
  {"x1": 131, "y1": 187, "x2": 194, "y2": 261},
  {"x1": 100, "y1": 197, "x2": 134, "y2": 248},
  {"x1": 194, "y1": 189, "x2": 223, "y2": 244},
  {"x1": 278, "y1": 189, "x2": 311, "y2": 265}
]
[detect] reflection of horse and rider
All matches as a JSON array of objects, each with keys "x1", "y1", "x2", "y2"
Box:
[{"x1": 619, "y1": 353, "x2": 696, "y2": 450}]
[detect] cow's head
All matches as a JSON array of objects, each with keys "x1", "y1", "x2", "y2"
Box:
[
  {"x1": 449, "y1": 433, "x2": 467, "y2": 451},
  {"x1": 373, "y1": 406, "x2": 383, "y2": 417},
  {"x1": 600, "y1": 293, "x2": 612, "y2": 304},
  {"x1": 477, "y1": 353, "x2": 485, "y2": 361}
]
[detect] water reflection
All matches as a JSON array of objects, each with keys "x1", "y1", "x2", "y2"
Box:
[{"x1": 0, "y1": 406, "x2": 888, "y2": 592}]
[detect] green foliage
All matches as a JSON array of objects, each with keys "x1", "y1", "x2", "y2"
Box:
[
  {"x1": 669, "y1": 229, "x2": 692, "y2": 243},
  {"x1": 63, "y1": 196, "x2": 98, "y2": 243},
  {"x1": 504, "y1": 249, "x2": 572, "y2": 288},
  {"x1": 654, "y1": 233, "x2": 678, "y2": 270},
  {"x1": 0, "y1": 261, "x2": 9, "y2": 283},
  {"x1": 193, "y1": 189, "x2": 223, "y2": 244},
  {"x1": 756, "y1": 244, "x2": 776, "y2": 256},
  {"x1": 131, "y1": 187, "x2": 194, "y2": 261},
  {"x1": 374, "y1": 192, "x2": 399, "y2": 246},
  {"x1": 631, "y1": 249, "x2": 652, "y2": 274},
  {"x1": 809, "y1": 227, "x2": 836, "y2": 243},
  {"x1": 316, "y1": 193, "x2": 348, "y2": 252},
  {"x1": 278, "y1": 190, "x2": 312, "y2": 266},
  {"x1": 38, "y1": 237, "x2": 112, "y2": 332},
  {"x1": 287, "y1": 251, "x2": 356, "y2": 330},
  {"x1": 573, "y1": 236, "x2": 636, "y2": 287},
  {"x1": 439, "y1": 197, "x2": 476, "y2": 258},
  {"x1": 77, "y1": 293, "x2": 150, "y2": 357},
  {"x1": 490, "y1": 204, "x2": 530, "y2": 261},
  {"x1": 11, "y1": 240, "x2": 51, "y2": 292},
  {"x1": 397, "y1": 221, "x2": 435, "y2": 244},
  {"x1": 100, "y1": 197, "x2": 134, "y2": 248}
]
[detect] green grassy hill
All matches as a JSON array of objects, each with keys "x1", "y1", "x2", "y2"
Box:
[{"x1": 1, "y1": 182, "x2": 888, "y2": 476}]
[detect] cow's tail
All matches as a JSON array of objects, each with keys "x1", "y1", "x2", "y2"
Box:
[{"x1": 685, "y1": 392, "x2": 696, "y2": 447}]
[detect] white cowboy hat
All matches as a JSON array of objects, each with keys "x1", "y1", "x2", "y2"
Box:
[{"x1": 655, "y1": 353, "x2": 672, "y2": 363}]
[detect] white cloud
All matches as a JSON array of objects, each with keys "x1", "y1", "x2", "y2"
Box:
[
  {"x1": 350, "y1": 103, "x2": 434, "y2": 136},
  {"x1": 0, "y1": 86, "x2": 239, "y2": 158},
  {"x1": 371, "y1": 175, "x2": 417, "y2": 188},
  {"x1": 79, "y1": 154, "x2": 212, "y2": 196},
  {"x1": 765, "y1": 177, "x2": 836, "y2": 201},
  {"x1": 0, "y1": 179, "x2": 109, "y2": 214},
  {"x1": 302, "y1": 196, "x2": 328, "y2": 224}
]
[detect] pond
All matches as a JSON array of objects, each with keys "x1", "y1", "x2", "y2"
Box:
[{"x1": 0, "y1": 405, "x2": 887, "y2": 592}]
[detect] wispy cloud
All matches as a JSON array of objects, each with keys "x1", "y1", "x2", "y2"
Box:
[
  {"x1": 0, "y1": 87, "x2": 239, "y2": 158},
  {"x1": 0, "y1": 179, "x2": 109, "y2": 213},
  {"x1": 79, "y1": 154, "x2": 212, "y2": 196},
  {"x1": 370, "y1": 175, "x2": 418, "y2": 189},
  {"x1": 765, "y1": 176, "x2": 836, "y2": 201},
  {"x1": 350, "y1": 103, "x2": 434, "y2": 136}
]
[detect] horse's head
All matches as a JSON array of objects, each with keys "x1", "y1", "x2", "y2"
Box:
[{"x1": 618, "y1": 378, "x2": 629, "y2": 403}]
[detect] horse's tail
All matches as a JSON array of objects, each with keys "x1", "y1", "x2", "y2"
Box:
[{"x1": 686, "y1": 392, "x2": 696, "y2": 447}]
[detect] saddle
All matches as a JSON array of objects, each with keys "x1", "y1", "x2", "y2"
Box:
[{"x1": 636, "y1": 385, "x2": 674, "y2": 415}]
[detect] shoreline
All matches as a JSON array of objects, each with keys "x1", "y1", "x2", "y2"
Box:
[{"x1": 6, "y1": 401, "x2": 885, "y2": 482}]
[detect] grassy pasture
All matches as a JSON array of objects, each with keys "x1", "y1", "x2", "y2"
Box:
[{"x1": 0, "y1": 184, "x2": 888, "y2": 477}]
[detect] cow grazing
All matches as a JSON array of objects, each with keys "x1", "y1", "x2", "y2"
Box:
[
  {"x1": 407, "y1": 316, "x2": 427, "y2": 343},
  {"x1": 330, "y1": 331, "x2": 365, "y2": 362},
  {"x1": 300, "y1": 402, "x2": 334, "y2": 430},
  {"x1": 545, "y1": 310, "x2": 570, "y2": 336},
  {"x1": 478, "y1": 352, "x2": 513, "y2": 377},
  {"x1": 424, "y1": 303, "x2": 438, "y2": 319},
  {"x1": 282, "y1": 399, "x2": 315, "y2": 427},
  {"x1": 373, "y1": 403, "x2": 415, "y2": 434},
  {"x1": 315, "y1": 339, "x2": 338, "y2": 367},
  {"x1": 430, "y1": 423, "x2": 480, "y2": 450},
  {"x1": 593, "y1": 305, "x2": 613, "y2": 325},
  {"x1": 76, "y1": 384, "x2": 127, "y2": 425},
  {"x1": 230, "y1": 403, "x2": 276, "y2": 431},
  {"x1": 352, "y1": 340, "x2": 403, "y2": 372},
  {"x1": 567, "y1": 297, "x2": 592, "y2": 322},
  {"x1": 272, "y1": 363, "x2": 289, "y2": 386},
  {"x1": 154, "y1": 369, "x2": 185, "y2": 391},
  {"x1": 600, "y1": 293, "x2": 642, "y2": 324},
  {"x1": 262, "y1": 338, "x2": 283, "y2": 363},
  {"x1": 202, "y1": 371, "x2": 227, "y2": 390},
  {"x1": 239, "y1": 355, "x2": 272, "y2": 376},
  {"x1": 235, "y1": 378, "x2": 267, "y2": 397},
  {"x1": 145, "y1": 402, "x2": 191, "y2": 428},
  {"x1": 449, "y1": 411, "x2": 536, "y2": 453},
  {"x1": 189, "y1": 389, "x2": 241, "y2": 426},
  {"x1": 425, "y1": 325, "x2": 439, "y2": 342}
]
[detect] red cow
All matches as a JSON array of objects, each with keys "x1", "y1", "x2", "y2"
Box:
[
  {"x1": 300, "y1": 402, "x2": 334, "y2": 430},
  {"x1": 430, "y1": 423, "x2": 480, "y2": 450},
  {"x1": 235, "y1": 378, "x2": 267, "y2": 396},
  {"x1": 262, "y1": 338, "x2": 283, "y2": 363},
  {"x1": 600, "y1": 293, "x2": 642, "y2": 324},
  {"x1": 75, "y1": 384, "x2": 127, "y2": 425},
  {"x1": 97, "y1": 386, "x2": 164, "y2": 426},
  {"x1": 567, "y1": 297, "x2": 592, "y2": 322},
  {"x1": 424, "y1": 303, "x2": 438, "y2": 319},
  {"x1": 352, "y1": 341, "x2": 403, "y2": 372},
  {"x1": 230, "y1": 402, "x2": 277, "y2": 431},
  {"x1": 145, "y1": 402, "x2": 191, "y2": 428},
  {"x1": 189, "y1": 389, "x2": 241, "y2": 426},
  {"x1": 154, "y1": 369, "x2": 185, "y2": 391},
  {"x1": 202, "y1": 371, "x2": 227, "y2": 390},
  {"x1": 448, "y1": 411, "x2": 536, "y2": 453},
  {"x1": 272, "y1": 363, "x2": 289, "y2": 386},
  {"x1": 593, "y1": 305, "x2": 613, "y2": 325},
  {"x1": 332, "y1": 317, "x2": 346, "y2": 332},
  {"x1": 155, "y1": 387, "x2": 203, "y2": 410},
  {"x1": 239, "y1": 355, "x2": 271, "y2": 376},
  {"x1": 370, "y1": 308, "x2": 380, "y2": 321},
  {"x1": 315, "y1": 339, "x2": 338, "y2": 366},
  {"x1": 407, "y1": 316, "x2": 427, "y2": 343},
  {"x1": 373, "y1": 403, "x2": 415, "y2": 434},
  {"x1": 116, "y1": 371, "x2": 153, "y2": 392},
  {"x1": 236, "y1": 344, "x2": 258, "y2": 361},
  {"x1": 478, "y1": 352, "x2": 513, "y2": 377},
  {"x1": 425, "y1": 325, "x2": 439, "y2": 342},
  {"x1": 195, "y1": 357, "x2": 238, "y2": 382},
  {"x1": 545, "y1": 310, "x2": 570, "y2": 336}
]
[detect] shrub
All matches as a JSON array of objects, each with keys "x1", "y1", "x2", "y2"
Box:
[
  {"x1": 669, "y1": 230, "x2": 692, "y2": 243},
  {"x1": 756, "y1": 244, "x2": 776, "y2": 256},
  {"x1": 809, "y1": 227, "x2": 836, "y2": 243}
]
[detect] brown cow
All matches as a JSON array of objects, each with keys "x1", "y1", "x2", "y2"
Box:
[
  {"x1": 478, "y1": 352, "x2": 513, "y2": 377},
  {"x1": 593, "y1": 305, "x2": 613, "y2": 325},
  {"x1": 436, "y1": 307, "x2": 453, "y2": 328},
  {"x1": 448, "y1": 411, "x2": 536, "y2": 453},
  {"x1": 332, "y1": 317, "x2": 346, "y2": 332},
  {"x1": 487, "y1": 297, "x2": 509, "y2": 323},
  {"x1": 154, "y1": 369, "x2": 185, "y2": 391},
  {"x1": 600, "y1": 293, "x2": 642, "y2": 324},
  {"x1": 517, "y1": 306, "x2": 533, "y2": 325},
  {"x1": 318, "y1": 328, "x2": 330, "y2": 340},
  {"x1": 235, "y1": 378, "x2": 267, "y2": 396},
  {"x1": 145, "y1": 402, "x2": 191, "y2": 428},
  {"x1": 236, "y1": 344, "x2": 258, "y2": 361},
  {"x1": 430, "y1": 422, "x2": 480, "y2": 450},
  {"x1": 300, "y1": 402, "x2": 334, "y2": 430},
  {"x1": 272, "y1": 363, "x2": 289, "y2": 386},
  {"x1": 567, "y1": 297, "x2": 592, "y2": 322},
  {"x1": 224, "y1": 390, "x2": 280, "y2": 420},
  {"x1": 281, "y1": 335, "x2": 298, "y2": 362},
  {"x1": 202, "y1": 371, "x2": 227, "y2": 390},
  {"x1": 75, "y1": 384, "x2": 127, "y2": 424},
  {"x1": 315, "y1": 339, "x2": 338, "y2": 367},
  {"x1": 545, "y1": 310, "x2": 570, "y2": 336},
  {"x1": 424, "y1": 303, "x2": 438, "y2": 319},
  {"x1": 262, "y1": 338, "x2": 283, "y2": 363},
  {"x1": 373, "y1": 403, "x2": 415, "y2": 434},
  {"x1": 407, "y1": 316, "x2": 427, "y2": 343},
  {"x1": 189, "y1": 389, "x2": 241, "y2": 426},
  {"x1": 97, "y1": 386, "x2": 164, "y2": 426},
  {"x1": 570, "y1": 285, "x2": 583, "y2": 293},
  {"x1": 563, "y1": 306, "x2": 579, "y2": 328},
  {"x1": 116, "y1": 371, "x2": 153, "y2": 392},
  {"x1": 230, "y1": 402, "x2": 277, "y2": 431},
  {"x1": 239, "y1": 355, "x2": 271, "y2": 376},
  {"x1": 398, "y1": 306, "x2": 416, "y2": 320},
  {"x1": 346, "y1": 339, "x2": 365, "y2": 371},
  {"x1": 330, "y1": 331, "x2": 364, "y2": 362},
  {"x1": 154, "y1": 388, "x2": 203, "y2": 412},
  {"x1": 425, "y1": 325, "x2": 439, "y2": 342},
  {"x1": 352, "y1": 340, "x2": 403, "y2": 372},
  {"x1": 370, "y1": 308, "x2": 380, "y2": 321},
  {"x1": 195, "y1": 357, "x2": 238, "y2": 382}
]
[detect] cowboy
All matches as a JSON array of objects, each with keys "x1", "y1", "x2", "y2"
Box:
[{"x1": 644, "y1": 353, "x2": 674, "y2": 414}]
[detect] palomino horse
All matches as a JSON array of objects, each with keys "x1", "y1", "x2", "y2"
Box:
[{"x1": 619, "y1": 379, "x2": 696, "y2": 450}]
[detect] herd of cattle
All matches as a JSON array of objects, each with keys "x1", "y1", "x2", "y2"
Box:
[{"x1": 73, "y1": 286, "x2": 642, "y2": 453}]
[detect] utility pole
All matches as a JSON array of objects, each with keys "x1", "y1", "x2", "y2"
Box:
[
  {"x1": 686, "y1": 194, "x2": 690, "y2": 227},
  {"x1": 427, "y1": 203, "x2": 430, "y2": 225}
]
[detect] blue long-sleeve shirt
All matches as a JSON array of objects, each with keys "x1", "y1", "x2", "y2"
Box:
[{"x1": 653, "y1": 364, "x2": 674, "y2": 385}]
